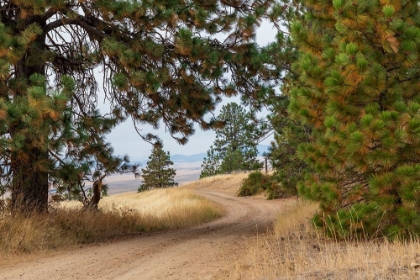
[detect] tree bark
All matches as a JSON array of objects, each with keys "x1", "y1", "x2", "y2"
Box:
[
  {"x1": 84, "y1": 174, "x2": 106, "y2": 211},
  {"x1": 10, "y1": 27, "x2": 49, "y2": 213},
  {"x1": 10, "y1": 147, "x2": 49, "y2": 213}
]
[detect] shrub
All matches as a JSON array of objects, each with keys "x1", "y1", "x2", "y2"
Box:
[
  {"x1": 266, "y1": 170, "x2": 299, "y2": 199},
  {"x1": 237, "y1": 171, "x2": 271, "y2": 196}
]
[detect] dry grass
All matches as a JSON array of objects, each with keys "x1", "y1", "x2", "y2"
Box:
[
  {"x1": 0, "y1": 187, "x2": 223, "y2": 259},
  {"x1": 99, "y1": 188, "x2": 225, "y2": 228},
  {"x1": 226, "y1": 200, "x2": 420, "y2": 279},
  {"x1": 186, "y1": 173, "x2": 251, "y2": 195}
]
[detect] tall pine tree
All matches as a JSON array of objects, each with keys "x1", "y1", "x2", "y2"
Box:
[
  {"x1": 200, "y1": 102, "x2": 263, "y2": 177},
  {"x1": 138, "y1": 145, "x2": 177, "y2": 191},
  {"x1": 290, "y1": 0, "x2": 420, "y2": 239},
  {"x1": 0, "y1": 0, "x2": 287, "y2": 212}
]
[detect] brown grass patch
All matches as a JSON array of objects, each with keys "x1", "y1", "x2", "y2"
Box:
[
  {"x1": 225, "y1": 200, "x2": 420, "y2": 279},
  {"x1": 186, "y1": 173, "x2": 251, "y2": 195},
  {"x1": 0, "y1": 187, "x2": 223, "y2": 260}
]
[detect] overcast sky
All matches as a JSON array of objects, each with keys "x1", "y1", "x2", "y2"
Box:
[{"x1": 105, "y1": 21, "x2": 278, "y2": 161}]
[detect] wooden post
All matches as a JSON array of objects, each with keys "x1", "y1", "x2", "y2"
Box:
[{"x1": 265, "y1": 157, "x2": 268, "y2": 174}]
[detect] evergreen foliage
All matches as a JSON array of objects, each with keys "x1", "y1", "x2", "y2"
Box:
[
  {"x1": 262, "y1": 0, "x2": 307, "y2": 199},
  {"x1": 138, "y1": 145, "x2": 177, "y2": 192},
  {"x1": 237, "y1": 171, "x2": 271, "y2": 197},
  {"x1": 0, "y1": 0, "x2": 286, "y2": 212},
  {"x1": 200, "y1": 102, "x2": 263, "y2": 178},
  {"x1": 290, "y1": 0, "x2": 420, "y2": 239},
  {"x1": 266, "y1": 90, "x2": 309, "y2": 199},
  {"x1": 200, "y1": 145, "x2": 221, "y2": 178}
]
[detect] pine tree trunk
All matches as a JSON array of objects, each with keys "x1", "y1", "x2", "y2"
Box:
[
  {"x1": 83, "y1": 181, "x2": 101, "y2": 211},
  {"x1": 10, "y1": 147, "x2": 49, "y2": 213},
  {"x1": 84, "y1": 175, "x2": 106, "y2": 211},
  {"x1": 10, "y1": 29, "x2": 49, "y2": 213}
]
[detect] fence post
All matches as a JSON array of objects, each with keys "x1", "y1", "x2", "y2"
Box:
[{"x1": 265, "y1": 157, "x2": 268, "y2": 174}]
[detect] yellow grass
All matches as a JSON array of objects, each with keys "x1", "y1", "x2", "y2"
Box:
[
  {"x1": 226, "y1": 200, "x2": 420, "y2": 279},
  {"x1": 186, "y1": 173, "x2": 251, "y2": 195},
  {"x1": 0, "y1": 187, "x2": 223, "y2": 259},
  {"x1": 99, "y1": 188, "x2": 225, "y2": 228}
]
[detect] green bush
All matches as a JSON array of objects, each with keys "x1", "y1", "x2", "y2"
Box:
[
  {"x1": 238, "y1": 171, "x2": 299, "y2": 199},
  {"x1": 266, "y1": 170, "x2": 298, "y2": 199},
  {"x1": 237, "y1": 171, "x2": 271, "y2": 196}
]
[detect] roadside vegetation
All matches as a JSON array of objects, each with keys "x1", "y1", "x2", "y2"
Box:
[
  {"x1": 0, "y1": 188, "x2": 223, "y2": 260},
  {"x1": 237, "y1": 171, "x2": 297, "y2": 199},
  {"x1": 225, "y1": 201, "x2": 420, "y2": 279}
]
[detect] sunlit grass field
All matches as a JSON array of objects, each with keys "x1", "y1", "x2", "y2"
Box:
[
  {"x1": 226, "y1": 200, "x2": 420, "y2": 279},
  {"x1": 0, "y1": 187, "x2": 223, "y2": 261}
]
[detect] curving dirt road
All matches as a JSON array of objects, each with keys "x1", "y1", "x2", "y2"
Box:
[{"x1": 1, "y1": 190, "x2": 295, "y2": 280}]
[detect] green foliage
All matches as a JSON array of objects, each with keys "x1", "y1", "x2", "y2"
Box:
[
  {"x1": 0, "y1": 0, "x2": 283, "y2": 212},
  {"x1": 200, "y1": 146, "x2": 221, "y2": 179},
  {"x1": 138, "y1": 145, "x2": 178, "y2": 192},
  {"x1": 291, "y1": 0, "x2": 420, "y2": 239},
  {"x1": 247, "y1": 0, "x2": 306, "y2": 200},
  {"x1": 200, "y1": 102, "x2": 263, "y2": 178},
  {"x1": 265, "y1": 95, "x2": 309, "y2": 199},
  {"x1": 237, "y1": 171, "x2": 271, "y2": 197}
]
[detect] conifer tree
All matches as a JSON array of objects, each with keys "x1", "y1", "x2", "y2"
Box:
[
  {"x1": 250, "y1": 0, "x2": 306, "y2": 199},
  {"x1": 138, "y1": 145, "x2": 177, "y2": 191},
  {"x1": 266, "y1": 96, "x2": 310, "y2": 198},
  {"x1": 200, "y1": 102, "x2": 262, "y2": 177},
  {"x1": 200, "y1": 145, "x2": 221, "y2": 178},
  {"x1": 290, "y1": 0, "x2": 420, "y2": 238},
  {"x1": 0, "y1": 0, "x2": 288, "y2": 212}
]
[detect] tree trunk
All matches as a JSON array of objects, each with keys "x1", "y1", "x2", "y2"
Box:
[
  {"x1": 10, "y1": 28, "x2": 49, "y2": 213},
  {"x1": 84, "y1": 175, "x2": 106, "y2": 211},
  {"x1": 87, "y1": 180, "x2": 102, "y2": 210},
  {"x1": 10, "y1": 147, "x2": 49, "y2": 213}
]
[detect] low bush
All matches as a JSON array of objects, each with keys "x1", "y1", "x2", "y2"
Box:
[
  {"x1": 237, "y1": 171, "x2": 299, "y2": 199},
  {"x1": 266, "y1": 170, "x2": 299, "y2": 199},
  {"x1": 237, "y1": 171, "x2": 271, "y2": 196}
]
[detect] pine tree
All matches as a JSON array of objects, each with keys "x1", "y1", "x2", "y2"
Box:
[
  {"x1": 200, "y1": 146, "x2": 221, "y2": 178},
  {"x1": 266, "y1": 96, "x2": 310, "y2": 199},
  {"x1": 245, "y1": 0, "x2": 306, "y2": 199},
  {"x1": 0, "y1": 0, "x2": 286, "y2": 212},
  {"x1": 290, "y1": 0, "x2": 420, "y2": 239},
  {"x1": 200, "y1": 102, "x2": 262, "y2": 177},
  {"x1": 138, "y1": 145, "x2": 177, "y2": 191}
]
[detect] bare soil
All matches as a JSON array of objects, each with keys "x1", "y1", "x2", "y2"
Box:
[{"x1": 1, "y1": 184, "x2": 295, "y2": 280}]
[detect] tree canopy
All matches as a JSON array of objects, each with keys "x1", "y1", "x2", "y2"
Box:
[
  {"x1": 290, "y1": 0, "x2": 420, "y2": 239},
  {"x1": 0, "y1": 0, "x2": 288, "y2": 212}
]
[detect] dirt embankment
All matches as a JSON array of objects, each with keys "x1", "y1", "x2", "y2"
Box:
[{"x1": 1, "y1": 177, "x2": 295, "y2": 280}]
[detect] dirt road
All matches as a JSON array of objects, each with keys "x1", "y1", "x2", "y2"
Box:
[{"x1": 1, "y1": 190, "x2": 294, "y2": 280}]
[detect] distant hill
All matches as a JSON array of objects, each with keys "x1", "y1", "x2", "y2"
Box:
[
  {"x1": 171, "y1": 145, "x2": 270, "y2": 163},
  {"x1": 133, "y1": 144, "x2": 271, "y2": 165},
  {"x1": 171, "y1": 153, "x2": 207, "y2": 163}
]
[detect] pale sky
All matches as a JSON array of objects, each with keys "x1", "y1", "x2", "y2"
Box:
[{"x1": 105, "y1": 21, "x2": 278, "y2": 161}]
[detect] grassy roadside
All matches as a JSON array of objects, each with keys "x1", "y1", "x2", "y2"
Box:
[
  {"x1": 0, "y1": 188, "x2": 223, "y2": 260},
  {"x1": 225, "y1": 200, "x2": 420, "y2": 279}
]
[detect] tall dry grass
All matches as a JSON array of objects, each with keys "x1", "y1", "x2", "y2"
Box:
[
  {"x1": 187, "y1": 173, "x2": 251, "y2": 195},
  {"x1": 99, "y1": 188, "x2": 224, "y2": 228},
  {"x1": 0, "y1": 188, "x2": 223, "y2": 260},
  {"x1": 227, "y1": 200, "x2": 420, "y2": 279}
]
